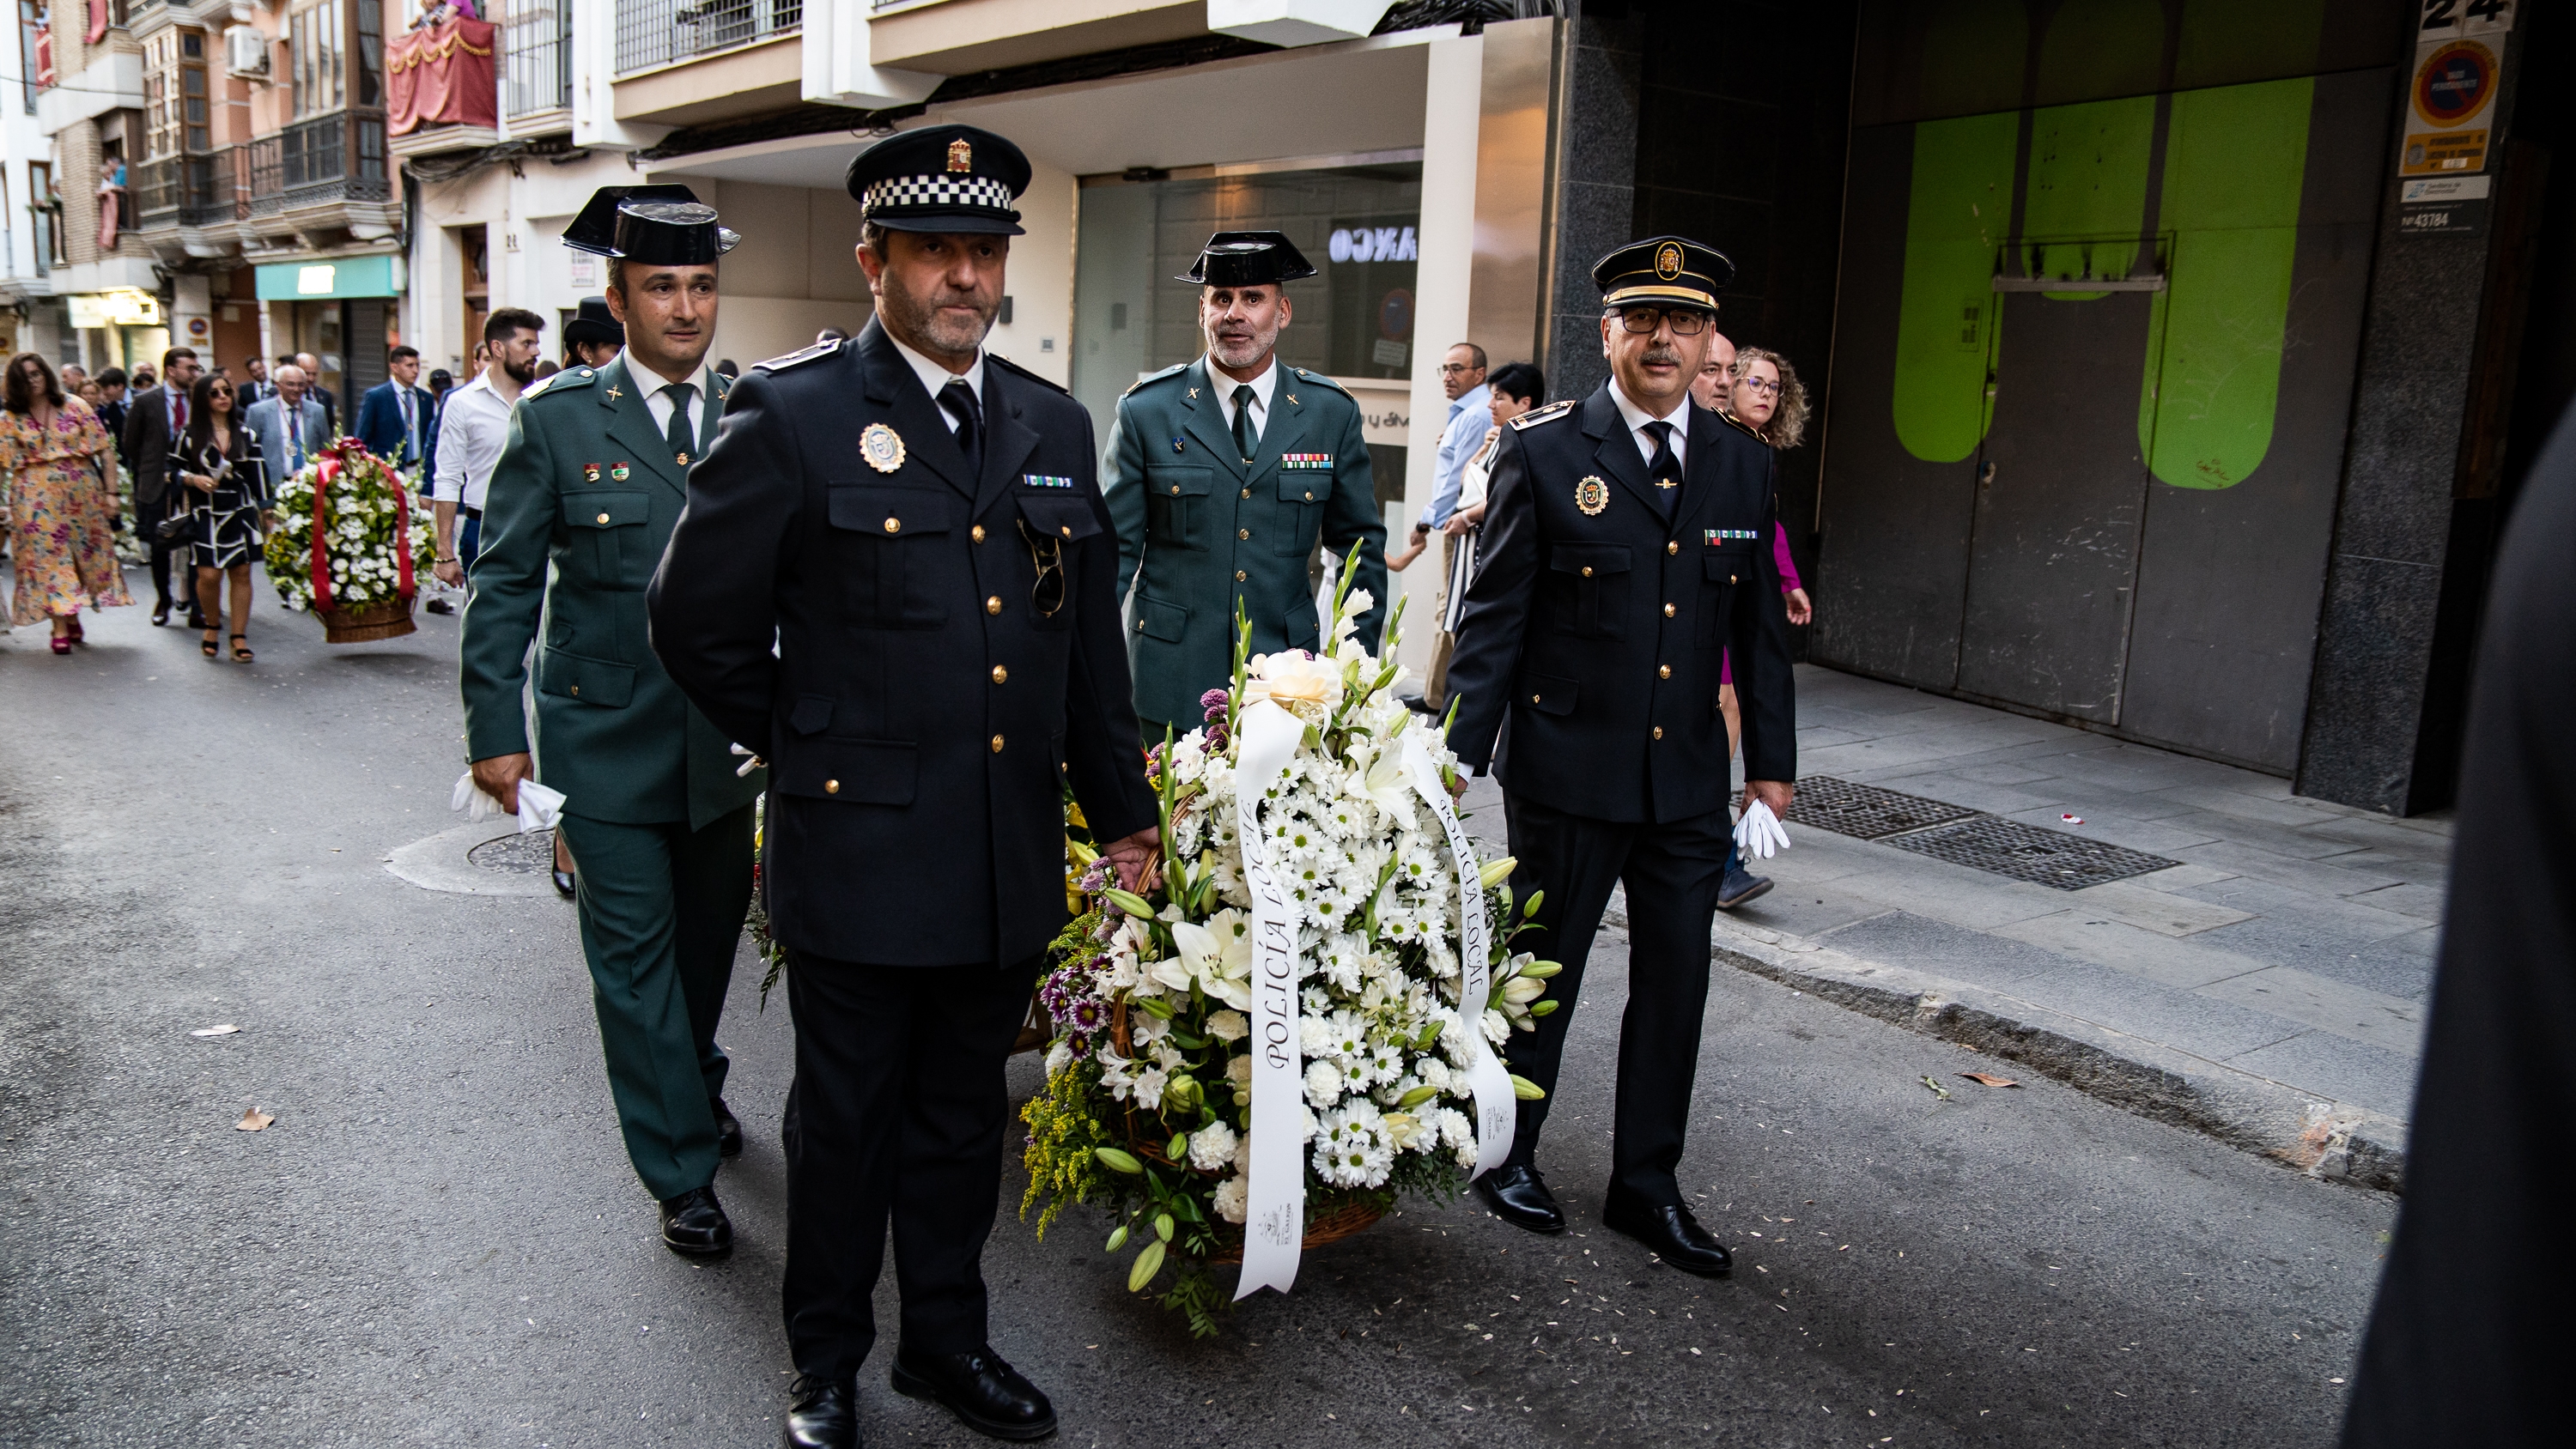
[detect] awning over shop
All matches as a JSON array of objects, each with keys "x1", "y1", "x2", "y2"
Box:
[{"x1": 256, "y1": 256, "x2": 401, "y2": 300}]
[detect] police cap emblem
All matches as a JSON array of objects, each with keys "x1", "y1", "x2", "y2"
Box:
[
  {"x1": 1655, "y1": 242, "x2": 1683, "y2": 280},
  {"x1": 860, "y1": 422, "x2": 908, "y2": 474},
  {"x1": 1576, "y1": 476, "x2": 1610, "y2": 516},
  {"x1": 947, "y1": 138, "x2": 973, "y2": 173}
]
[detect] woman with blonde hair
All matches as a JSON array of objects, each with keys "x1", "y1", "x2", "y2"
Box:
[
  {"x1": 1710, "y1": 344, "x2": 1814, "y2": 910},
  {"x1": 2, "y1": 352, "x2": 129, "y2": 652}
]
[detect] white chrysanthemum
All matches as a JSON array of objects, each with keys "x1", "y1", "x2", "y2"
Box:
[
  {"x1": 1437, "y1": 1106, "x2": 1477, "y2": 1167},
  {"x1": 1313, "y1": 1103, "x2": 1394, "y2": 1188},
  {"x1": 1205, "y1": 1009, "x2": 1249, "y2": 1042},
  {"x1": 1187, "y1": 1120, "x2": 1237, "y2": 1171},
  {"x1": 1212, "y1": 1174, "x2": 1249, "y2": 1224},
  {"x1": 1303, "y1": 1058, "x2": 1343, "y2": 1109}
]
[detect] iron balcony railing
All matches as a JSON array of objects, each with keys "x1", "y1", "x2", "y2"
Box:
[
  {"x1": 133, "y1": 149, "x2": 239, "y2": 227},
  {"x1": 614, "y1": 0, "x2": 800, "y2": 77},
  {"x1": 505, "y1": 0, "x2": 573, "y2": 117},
  {"x1": 246, "y1": 111, "x2": 391, "y2": 216}
]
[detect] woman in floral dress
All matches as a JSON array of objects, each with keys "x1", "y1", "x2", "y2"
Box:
[{"x1": 3, "y1": 352, "x2": 130, "y2": 653}]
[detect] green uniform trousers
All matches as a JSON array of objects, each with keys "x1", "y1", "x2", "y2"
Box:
[{"x1": 557, "y1": 803, "x2": 756, "y2": 1201}]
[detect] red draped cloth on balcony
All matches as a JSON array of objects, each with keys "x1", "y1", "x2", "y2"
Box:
[
  {"x1": 386, "y1": 18, "x2": 499, "y2": 136},
  {"x1": 85, "y1": 0, "x2": 109, "y2": 45}
]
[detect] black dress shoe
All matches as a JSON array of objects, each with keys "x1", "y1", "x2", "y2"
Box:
[
  {"x1": 551, "y1": 867, "x2": 576, "y2": 900},
  {"x1": 1473, "y1": 1164, "x2": 1567, "y2": 1235},
  {"x1": 658, "y1": 1185, "x2": 733, "y2": 1257},
  {"x1": 782, "y1": 1375, "x2": 859, "y2": 1449},
  {"x1": 1602, "y1": 1193, "x2": 1732, "y2": 1276},
  {"x1": 891, "y1": 1345, "x2": 1056, "y2": 1440},
  {"x1": 713, "y1": 1098, "x2": 744, "y2": 1158},
  {"x1": 151, "y1": 599, "x2": 171, "y2": 627},
  {"x1": 425, "y1": 597, "x2": 455, "y2": 615}
]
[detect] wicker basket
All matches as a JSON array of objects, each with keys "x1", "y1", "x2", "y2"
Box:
[
  {"x1": 1207, "y1": 1197, "x2": 1388, "y2": 1264},
  {"x1": 318, "y1": 597, "x2": 416, "y2": 644}
]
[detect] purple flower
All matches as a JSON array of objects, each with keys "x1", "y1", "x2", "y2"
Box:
[
  {"x1": 1071, "y1": 999, "x2": 1106, "y2": 1032},
  {"x1": 1200, "y1": 687, "x2": 1230, "y2": 724}
]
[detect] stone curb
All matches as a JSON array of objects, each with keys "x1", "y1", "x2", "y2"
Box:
[{"x1": 1596, "y1": 897, "x2": 2408, "y2": 1194}]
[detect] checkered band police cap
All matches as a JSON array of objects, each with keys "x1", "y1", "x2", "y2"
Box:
[{"x1": 846, "y1": 124, "x2": 1032, "y2": 236}]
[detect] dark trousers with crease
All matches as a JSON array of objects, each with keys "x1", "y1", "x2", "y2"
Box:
[
  {"x1": 1500, "y1": 791, "x2": 1732, "y2": 1209},
  {"x1": 556, "y1": 804, "x2": 755, "y2": 1201},
  {"x1": 782, "y1": 952, "x2": 1041, "y2": 1384}
]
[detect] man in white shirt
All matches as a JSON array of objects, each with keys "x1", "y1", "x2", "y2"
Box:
[{"x1": 426, "y1": 308, "x2": 544, "y2": 612}]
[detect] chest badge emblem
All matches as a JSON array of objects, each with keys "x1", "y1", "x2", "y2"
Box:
[
  {"x1": 611, "y1": 462, "x2": 630, "y2": 482},
  {"x1": 583, "y1": 463, "x2": 602, "y2": 482},
  {"x1": 1575, "y1": 475, "x2": 1610, "y2": 516},
  {"x1": 860, "y1": 422, "x2": 907, "y2": 474}
]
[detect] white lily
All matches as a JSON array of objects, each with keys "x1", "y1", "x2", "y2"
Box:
[
  {"x1": 1343, "y1": 740, "x2": 1419, "y2": 832},
  {"x1": 1170, "y1": 907, "x2": 1255, "y2": 1009}
]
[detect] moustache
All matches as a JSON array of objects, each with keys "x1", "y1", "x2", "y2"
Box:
[{"x1": 1642, "y1": 347, "x2": 1681, "y2": 366}]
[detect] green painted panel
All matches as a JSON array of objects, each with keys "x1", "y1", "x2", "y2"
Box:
[
  {"x1": 2138, "y1": 78, "x2": 2313, "y2": 489},
  {"x1": 1919, "y1": 0, "x2": 2029, "y2": 118},
  {"x1": 1893, "y1": 112, "x2": 2020, "y2": 464},
  {"x1": 2035, "y1": 0, "x2": 2164, "y2": 106},
  {"x1": 2175, "y1": 0, "x2": 2324, "y2": 91},
  {"x1": 2021, "y1": 96, "x2": 2157, "y2": 288}
]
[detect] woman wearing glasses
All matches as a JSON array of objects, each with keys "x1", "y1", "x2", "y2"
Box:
[{"x1": 173, "y1": 372, "x2": 269, "y2": 662}]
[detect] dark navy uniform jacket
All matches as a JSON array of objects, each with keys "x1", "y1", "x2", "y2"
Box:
[
  {"x1": 1443, "y1": 384, "x2": 1796, "y2": 824},
  {"x1": 647, "y1": 320, "x2": 1158, "y2": 967}
]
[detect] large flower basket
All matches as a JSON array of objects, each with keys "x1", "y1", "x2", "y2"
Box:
[
  {"x1": 263, "y1": 440, "x2": 434, "y2": 643},
  {"x1": 1020, "y1": 563, "x2": 1559, "y2": 1337}
]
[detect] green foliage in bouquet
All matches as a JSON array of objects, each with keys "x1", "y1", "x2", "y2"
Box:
[
  {"x1": 262, "y1": 441, "x2": 437, "y2": 613},
  {"x1": 1022, "y1": 554, "x2": 1559, "y2": 1337}
]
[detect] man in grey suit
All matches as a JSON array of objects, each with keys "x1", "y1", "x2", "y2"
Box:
[{"x1": 244, "y1": 364, "x2": 331, "y2": 481}]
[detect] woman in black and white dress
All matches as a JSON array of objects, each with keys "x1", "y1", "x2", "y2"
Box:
[{"x1": 177, "y1": 371, "x2": 268, "y2": 663}]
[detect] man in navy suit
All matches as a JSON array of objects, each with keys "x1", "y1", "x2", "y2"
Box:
[{"x1": 355, "y1": 345, "x2": 434, "y2": 472}]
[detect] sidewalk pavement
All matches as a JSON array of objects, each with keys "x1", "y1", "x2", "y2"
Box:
[{"x1": 1463, "y1": 664, "x2": 2446, "y2": 1192}]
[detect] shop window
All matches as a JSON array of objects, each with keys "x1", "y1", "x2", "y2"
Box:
[{"x1": 1071, "y1": 159, "x2": 1423, "y2": 440}]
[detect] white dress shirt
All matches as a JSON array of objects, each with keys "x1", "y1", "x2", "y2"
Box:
[
  {"x1": 1206, "y1": 355, "x2": 1279, "y2": 449},
  {"x1": 430, "y1": 371, "x2": 513, "y2": 510},
  {"x1": 1607, "y1": 378, "x2": 1691, "y2": 471},
  {"x1": 635, "y1": 364, "x2": 719, "y2": 453},
  {"x1": 888, "y1": 333, "x2": 986, "y2": 446}
]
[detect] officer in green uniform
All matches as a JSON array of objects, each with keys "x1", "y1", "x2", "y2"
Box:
[
  {"x1": 1103, "y1": 231, "x2": 1388, "y2": 737},
  {"x1": 459, "y1": 186, "x2": 766, "y2": 1257}
]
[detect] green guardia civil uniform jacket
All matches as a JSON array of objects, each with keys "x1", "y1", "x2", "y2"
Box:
[
  {"x1": 1102, "y1": 358, "x2": 1388, "y2": 734},
  {"x1": 459, "y1": 355, "x2": 765, "y2": 829}
]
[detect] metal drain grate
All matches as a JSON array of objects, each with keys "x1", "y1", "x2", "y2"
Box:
[
  {"x1": 467, "y1": 828, "x2": 556, "y2": 875},
  {"x1": 1885, "y1": 815, "x2": 2178, "y2": 890},
  {"x1": 1784, "y1": 776, "x2": 1984, "y2": 840}
]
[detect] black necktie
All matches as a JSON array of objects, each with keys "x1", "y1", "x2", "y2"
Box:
[
  {"x1": 940, "y1": 378, "x2": 982, "y2": 477},
  {"x1": 1643, "y1": 420, "x2": 1681, "y2": 521},
  {"x1": 1230, "y1": 384, "x2": 1259, "y2": 464},
  {"x1": 662, "y1": 382, "x2": 696, "y2": 466}
]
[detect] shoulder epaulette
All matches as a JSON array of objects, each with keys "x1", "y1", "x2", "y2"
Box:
[
  {"x1": 524, "y1": 367, "x2": 599, "y2": 401},
  {"x1": 1290, "y1": 367, "x2": 1351, "y2": 397},
  {"x1": 1715, "y1": 407, "x2": 1765, "y2": 441},
  {"x1": 1121, "y1": 362, "x2": 1189, "y2": 399},
  {"x1": 987, "y1": 352, "x2": 1070, "y2": 397},
  {"x1": 755, "y1": 340, "x2": 841, "y2": 373},
  {"x1": 1508, "y1": 398, "x2": 1577, "y2": 431}
]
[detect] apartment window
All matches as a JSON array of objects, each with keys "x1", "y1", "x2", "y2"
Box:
[
  {"x1": 143, "y1": 29, "x2": 210, "y2": 158},
  {"x1": 28, "y1": 159, "x2": 57, "y2": 273},
  {"x1": 291, "y1": 0, "x2": 346, "y2": 118}
]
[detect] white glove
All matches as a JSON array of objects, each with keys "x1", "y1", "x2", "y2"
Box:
[
  {"x1": 730, "y1": 742, "x2": 766, "y2": 779},
  {"x1": 1733, "y1": 798, "x2": 1790, "y2": 860},
  {"x1": 451, "y1": 772, "x2": 568, "y2": 834}
]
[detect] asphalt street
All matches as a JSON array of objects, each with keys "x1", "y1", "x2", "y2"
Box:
[{"x1": 0, "y1": 575, "x2": 2396, "y2": 1448}]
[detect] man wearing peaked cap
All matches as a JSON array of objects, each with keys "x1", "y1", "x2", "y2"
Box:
[
  {"x1": 647, "y1": 123, "x2": 1159, "y2": 1449},
  {"x1": 459, "y1": 186, "x2": 765, "y2": 1270},
  {"x1": 1102, "y1": 227, "x2": 1388, "y2": 738},
  {"x1": 1441, "y1": 233, "x2": 1797, "y2": 1279}
]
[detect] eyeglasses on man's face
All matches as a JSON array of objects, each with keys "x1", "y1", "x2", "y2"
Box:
[
  {"x1": 1735, "y1": 375, "x2": 1782, "y2": 397},
  {"x1": 1438, "y1": 361, "x2": 1483, "y2": 376},
  {"x1": 1615, "y1": 306, "x2": 1712, "y2": 336}
]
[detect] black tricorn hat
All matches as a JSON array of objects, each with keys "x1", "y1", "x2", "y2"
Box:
[
  {"x1": 1591, "y1": 235, "x2": 1733, "y2": 312},
  {"x1": 563, "y1": 297, "x2": 623, "y2": 348},
  {"x1": 563, "y1": 185, "x2": 741, "y2": 264},
  {"x1": 846, "y1": 124, "x2": 1032, "y2": 236},
  {"x1": 1176, "y1": 231, "x2": 1316, "y2": 288}
]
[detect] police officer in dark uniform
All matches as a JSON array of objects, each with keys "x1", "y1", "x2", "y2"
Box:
[
  {"x1": 1443, "y1": 236, "x2": 1796, "y2": 1276},
  {"x1": 646, "y1": 124, "x2": 1160, "y2": 1449}
]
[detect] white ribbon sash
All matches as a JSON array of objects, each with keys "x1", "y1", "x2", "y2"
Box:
[
  {"x1": 1233, "y1": 699, "x2": 1309, "y2": 1300},
  {"x1": 1401, "y1": 733, "x2": 1515, "y2": 1175}
]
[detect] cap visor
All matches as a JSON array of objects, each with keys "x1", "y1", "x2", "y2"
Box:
[{"x1": 871, "y1": 212, "x2": 1026, "y2": 237}]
